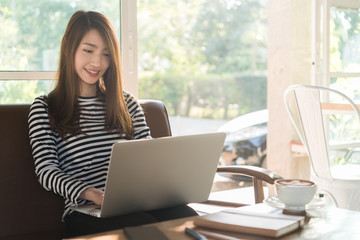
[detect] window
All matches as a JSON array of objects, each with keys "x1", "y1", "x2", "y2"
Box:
[
  {"x1": 0, "y1": 0, "x2": 122, "y2": 103},
  {"x1": 312, "y1": 0, "x2": 360, "y2": 164},
  {"x1": 1, "y1": 0, "x2": 269, "y2": 136},
  {"x1": 313, "y1": 0, "x2": 360, "y2": 102},
  {"x1": 137, "y1": 0, "x2": 268, "y2": 135}
]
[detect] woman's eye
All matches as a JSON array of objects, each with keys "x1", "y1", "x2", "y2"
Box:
[
  {"x1": 104, "y1": 53, "x2": 110, "y2": 57},
  {"x1": 83, "y1": 49, "x2": 93, "y2": 53}
]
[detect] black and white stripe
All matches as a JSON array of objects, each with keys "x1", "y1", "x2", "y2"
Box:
[{"x1": 28, "y1": 92, "x2": 151, "y2": 220}]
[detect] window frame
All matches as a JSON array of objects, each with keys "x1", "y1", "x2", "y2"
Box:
[{"x1": 121, "y1": 0, "x2": 138, "y2": 97}]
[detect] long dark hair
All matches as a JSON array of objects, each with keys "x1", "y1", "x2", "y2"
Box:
[{"x1": 48, "y1": 10, "x2": 133, "y2": 139}]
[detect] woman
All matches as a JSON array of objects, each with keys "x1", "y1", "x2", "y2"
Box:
[{"x1": 28, "y1": 10, "x2": 197, "y2": 237}]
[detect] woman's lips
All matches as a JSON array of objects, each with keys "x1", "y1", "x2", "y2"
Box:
[{"x1": 85, "y1": 68, "x2": 100, "y2": 77}]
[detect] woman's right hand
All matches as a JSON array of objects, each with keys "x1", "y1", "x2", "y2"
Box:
[{"x1": 79, "y1": 187, "x2": 104, "y2": 205}]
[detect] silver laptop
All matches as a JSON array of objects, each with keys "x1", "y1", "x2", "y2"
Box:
[{"x1": 70, "y1": 132, "x2": 226, "y2": 218}]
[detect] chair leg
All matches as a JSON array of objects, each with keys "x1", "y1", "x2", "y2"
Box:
[{"x1": 253, "y1": 179, "x2": 265, "y2": 203}]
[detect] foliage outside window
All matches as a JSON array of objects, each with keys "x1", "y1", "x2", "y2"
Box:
[
  {"x1": 137, "y1": 0, "x2": 268, "y2": 120},
  {"x1": 1, "y1": 0, "x2": 268, "y2": 122}
]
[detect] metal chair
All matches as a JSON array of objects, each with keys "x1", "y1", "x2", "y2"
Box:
[{"x1": 284, "y1": 84, "x2": 360, "y2": 210}]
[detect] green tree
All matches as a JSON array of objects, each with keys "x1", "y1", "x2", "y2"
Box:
[
  {"x1": 138, "y1": 0, "x2": 268, "y2": 119},
  {"x1": 191, "y1": 0, "x2": 267, "y2": 74}
]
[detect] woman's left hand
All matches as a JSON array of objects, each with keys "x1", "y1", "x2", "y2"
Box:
[{"x1": 79, "y1": 187, "x2": 104, "y2": 205}]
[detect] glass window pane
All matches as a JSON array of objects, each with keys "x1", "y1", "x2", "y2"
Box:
[
  {"x1": 330, "y1": 77, "x2": 360, "y2": 104},
  {"x1": 137, "y1": 0, "x2": 268, "y2": 136},
  {"x1": 0, "y1": 0, "x2": 120, "y2": 71},
  {"x1": 0, "y1": 79, "x2": 54, "y2": 103},
  {"x1": 330, "y1": 6, "x2": 360, "y2": 73}
]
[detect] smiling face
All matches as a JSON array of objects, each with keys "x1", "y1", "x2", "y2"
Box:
[{"x1": 75, "y1": 29, "x2": 110, "y2": 97}]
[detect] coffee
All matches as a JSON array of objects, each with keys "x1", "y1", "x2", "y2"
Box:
[
  {"x1": 276, "y1": 179, "x2": 314, "y2": 186},
  {"x1": 275, "y1": 179, "x2": 317, "y2": 212}
]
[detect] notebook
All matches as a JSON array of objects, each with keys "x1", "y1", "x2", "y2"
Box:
[
  {"x1": 193, "y1": 205, "x2": 305, "y2": 238},
  {"x1": 70, "y1": 132, "x2": 226, "y2": 218}
]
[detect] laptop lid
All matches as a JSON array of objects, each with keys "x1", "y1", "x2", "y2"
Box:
[{"x1": 100, "y1": 132, "x2": 226, "y2": 218}]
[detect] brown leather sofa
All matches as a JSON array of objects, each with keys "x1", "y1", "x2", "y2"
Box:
[
  {"x1": 0, "y1": 100, "x2": 172, "y2": 240},
  {"x1": 0, "y1": 100, "x2": 281, "y2": 240}
]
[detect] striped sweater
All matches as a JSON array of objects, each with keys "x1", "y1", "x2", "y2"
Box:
[{"x1": 28, "y1": 92, "x2": 151, "y2": 220}]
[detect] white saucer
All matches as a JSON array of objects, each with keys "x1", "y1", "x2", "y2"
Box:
[{"x1": 264, "y1": 196, "x2": 326, "y2": 211}]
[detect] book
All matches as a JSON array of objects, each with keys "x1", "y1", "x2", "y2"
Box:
[{"x1": 193, "y1": 207, "x2": 305, "y2": 238}]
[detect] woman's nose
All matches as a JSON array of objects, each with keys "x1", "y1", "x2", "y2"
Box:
[{"x1": 90, "y1": 54, "x2": 102, "y2": 67}]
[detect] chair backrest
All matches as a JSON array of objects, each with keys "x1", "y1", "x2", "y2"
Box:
[
  {"x1": 139, "y1": 99, "x2": 172, "y2": 137},
  {"x1": 284, "y1": 85, "x2": 360, "y2": 180}
]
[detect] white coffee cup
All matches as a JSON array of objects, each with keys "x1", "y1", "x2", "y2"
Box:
[{"x1": 275, "y1": 179, "x2": 317, "y2": 211}]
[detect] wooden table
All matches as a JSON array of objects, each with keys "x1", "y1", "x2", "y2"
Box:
[{"x1": 66, "y1": 204, "x2": 360, "y2": 240}]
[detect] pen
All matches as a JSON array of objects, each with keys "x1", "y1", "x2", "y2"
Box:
[{"x1": 185, "y1": 227, "x2": 208, "y2": 240}]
